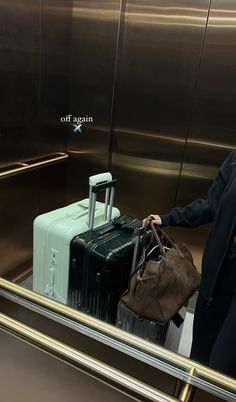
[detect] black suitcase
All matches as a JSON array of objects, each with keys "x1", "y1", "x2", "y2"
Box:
[
  {"x1": 116, "y1": 301, "x2": 168, "y2": 345},
  {"x1": 115, "y1": 233, "x2": 186, "y2": 347},
  {"x1": 68, "y1": 215, "x2": 142, "y2": 324}
]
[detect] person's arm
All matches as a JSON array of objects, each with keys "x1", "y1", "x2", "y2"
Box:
[
  {"x1": 160, "y1": 198, "x2": 212, "y2": 228},
  {"x1": 153, "y1": 150, "x2": 236, "y2": 228}
]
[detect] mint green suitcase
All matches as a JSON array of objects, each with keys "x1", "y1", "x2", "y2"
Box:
[{"x1": 33, "y1": 173, "x2": 120, "y2": 304}]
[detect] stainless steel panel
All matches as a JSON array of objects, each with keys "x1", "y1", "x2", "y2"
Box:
[
  {"x1": 111, "y1": 0, "x2": 210, "y2": 218},
  {"x1": 66, "y1": 0, "x2": 122, "y2": 202},
  {"x1": 173, "y1": 0, "x2": 236, "y2": 268},
  {"x1": 0, "y1": 0, "x2": 40, "y2": 163},
  {"x1": 0, "y1": 172, "x2": 38, "y2": 277},
  {"x1": 38, "y1": 161, "x2": 67, "y2": 213},
  {"x1": 38, "y1": 0, "x2": 73, "y2": 220},
  {"x1": 0, "y1": 1, "x2": 72, "y2": 278},
  {"x1": 0, "y1": 295, "x2": 177, "y2": 395},
  {"x1": 1, "y1": 282, "x2": 235, "y2": 401},
  {"x1": 188, "y1": 1, "x2": 236, "y2": 148},
  {"x1": 0, "y1": 327, "x2": 147, "y2": 402},
  {"x1": 40, "y1": 0, "x2": 73, "y2": 154},
  {"x1": 0, "y1": 155, "x2": 68, "y2": 279}
]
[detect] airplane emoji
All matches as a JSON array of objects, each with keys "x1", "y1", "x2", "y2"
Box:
[{"x1": 73, "y1": 123, "x2": 82, "y2": 134}]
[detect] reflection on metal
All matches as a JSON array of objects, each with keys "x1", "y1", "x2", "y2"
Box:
[
  {"x1": 0, "y1": 0, "x2": 70, "y2": 279},
  {"x1": 0, "y1": 0, "x2": 40, "y2": 165},
  {"x1": 0, "y1": 278, "x2": 236, "y2": 400},
  {"x1": 125, "y1": 12, "x2": 207, "y2": 28},
  {"x1": 174, "y1": 0, "x2": 236, "y2": 258},
  {"x1": 73, "y1": 6, "x2": 121, "y2": 22},
  {"x1": 66, "y1": 0, "x2": 122, "y2": 204},
  {"x1": 0, "y1": 312, "x2": 178, "y2": 402},
  {"x1": 0, "y1": 152, "x2": 68, "y2": 179},
  {"x1": 11, "y1": 267, "x2": 32, "y2": 284},
  {"x1": 208, "y1": 7, "x2": 236, "y2": 29},
  {"x1": 112, "y1": 154, "x2": 218, "y2": 180},
  {"x1": 116, "y1": 128, "x2": 235, "y2": 151},
  {"x1": 70, "y1": 124, "x2": 235, "y2": 151},
  {"x1": 178, "y1": 368, "x2": 197, "y2": 402},
  {"x1": 0, "y1": 278, "x2": 190, "y2": 369},
  {"x1": 110, "y1": 0, "x2": 211, "y2": 219},
  {"x1": 40, "y1": 0, "x2": 72, "y2": 156}
]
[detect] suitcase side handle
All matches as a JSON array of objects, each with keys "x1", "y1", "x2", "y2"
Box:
[{"x1": 88, "y1": 173, "x2": 117, "y2": 229}]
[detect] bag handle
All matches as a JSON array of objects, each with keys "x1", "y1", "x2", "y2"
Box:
[
  {"x1": 137, "y1": 216, "x2": 165, "y2": 264},
  {"x1": 149, "y1": 220, "x2": 184, "y2": 259},
  {"x1": 135, "y1": 217, "x2": 151, "y2": 270},
  {"x1": 136, "y1": 216, "x2": 184, "y2": 271},
  {"x1": 149, "y1": 221, "x2": 166, "y2": 256}
]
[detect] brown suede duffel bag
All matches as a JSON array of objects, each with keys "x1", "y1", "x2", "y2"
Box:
[{"x1": 121, "y1": 218, "x2": 201, "y2": 324}]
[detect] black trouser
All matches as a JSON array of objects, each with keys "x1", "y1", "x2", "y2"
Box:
[{"x1": 190, "y1": 244, "x2": 236, "y2": 378}]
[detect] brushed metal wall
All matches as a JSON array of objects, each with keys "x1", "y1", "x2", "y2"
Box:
[
  {"x1": 0, "y1": 173, "x2": 38, "y2": 277},
  {"x1": 0, "y1": 0, "x2": 40, "y2": 277},
  {"x1": 0, "y1": 328, "x2": 146, "y2": 402},
  {"x1": 1, "y1": 0, "x2": 236, "y2": 295},
  {"x1": 66, "y1": 0, "x2": 123, "y2": 202},
  {"x1": 40, "y1": 0, "x2": 72, "y2": 154},
  {"x1": 110, "y1": 0, "x2": 211, "y2": 219},
  {"x1": 0, "y1": 1, "x2": 72, "y2": 277},
  {"x1": 0, "y1": 295, "x2": 177, "y2": 396},
  {"x1": 0, "y1": 1, "x2": 40, "y2": 162},
  {"x1": 38, "y1": 0, "x2": 72, "y2": 213},
  {"x1": 171, "y1": 0, "x2": 236, "y2": 266}
]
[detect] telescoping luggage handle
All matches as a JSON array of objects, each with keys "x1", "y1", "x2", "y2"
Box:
[{"x1": 88, "y1": 172, "x2": 117, "y2": 230}]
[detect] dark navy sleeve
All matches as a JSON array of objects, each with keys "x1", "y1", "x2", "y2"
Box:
[
  {"x1": 160, "y1": 198, "x2": 212, "y2": 228},
  {"x1": 160, "y1": 150, "x2": 236, "y2": 228}
]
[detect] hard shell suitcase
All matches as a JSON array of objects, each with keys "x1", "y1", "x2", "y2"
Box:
[
  {"x1": 33, "y1": 173, "x2": 120, "y2": 304},
  {"x1": 116, "y1": 301, "x2": 168, "y2": 344},
  {"x1": 115, "y1": 301, "x2": 186, "y2": 350},
  {"x1": 69, "y1": 215, "x2": 142, "y2": 324}
]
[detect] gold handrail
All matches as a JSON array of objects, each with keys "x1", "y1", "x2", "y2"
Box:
[
  {"x1": 178, "y1": 368, "x2": 196, "y2": 402},
  {"x1": 0, "y1": 152, "x2": 68, "y2": 179},
  {"x1": 0, "y1": 278, "x2": 235, "y2": 395},
  {"x1": 0, "y1": 313, "x2": 177, "y2": 402}
]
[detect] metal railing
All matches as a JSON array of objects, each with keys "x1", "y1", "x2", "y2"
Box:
[
  {"x1": 0, "y1": 278, "x2": 235, "y2": 401},
  {"x1": 0, "y1": 152, "x2": 68, "y2": 179},
  {"x1": 0, "y1": 312, "x2": 181, "y2": 402}
]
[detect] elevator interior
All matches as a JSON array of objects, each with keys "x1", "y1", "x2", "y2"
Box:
[{"x1": 1, "y1": 0, "x2": 236, "y2": 401}]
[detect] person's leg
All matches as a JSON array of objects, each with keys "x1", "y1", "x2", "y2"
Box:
[
  {"x1": 209, "y1": 251, "x2": 236, "y2": 377},
  {"x1": 190, "y1": 292, "x2": 231, "y2": 365},
  {"x1": 190, "y1": 259, "x2": 234, "y2": 366},
  {"x1": 209, "y1": 291, "x2": 236, "y2": 377}
]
